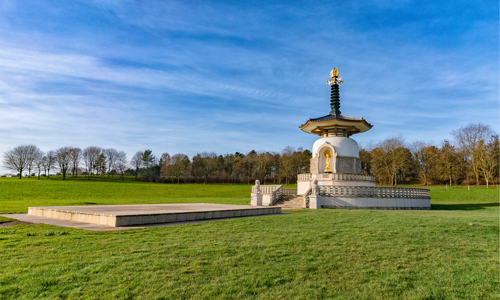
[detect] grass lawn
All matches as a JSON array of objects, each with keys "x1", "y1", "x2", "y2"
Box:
[
  {"x1": 0, "y1": 176, "x2": 296, "y2": 214},
  {"x1": 0, "y1": 176, "x2": 498, "y2": 299}
]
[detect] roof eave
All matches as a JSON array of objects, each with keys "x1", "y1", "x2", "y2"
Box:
[{"x1": 299, "y1": 118, "x2": 373, "y2": 130}]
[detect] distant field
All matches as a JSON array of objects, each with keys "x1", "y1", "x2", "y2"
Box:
[
  {"x1": 0, "y1": 176, "x2": 498, "y2": 299},
  {"x1": 0, "y1": 175, "x2": 496, "y2": 214},
  {"x1": 0, "y1": 176, "x2": 297, "y2": 214}
]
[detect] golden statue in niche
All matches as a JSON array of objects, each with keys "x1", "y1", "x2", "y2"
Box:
[{"x1": 323, "y1": 149, "x2": 332, "y2": 173}]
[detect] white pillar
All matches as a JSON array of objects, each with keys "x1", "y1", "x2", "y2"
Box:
[
  {"x1": 251, "y1": 193, "x2": 262, "y2": 206},
  {"x1": 309, "y1": 195, "x2": 321, "y2": 209}
]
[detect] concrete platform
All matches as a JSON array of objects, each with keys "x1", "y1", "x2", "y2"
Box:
[
  {"x1": 2, "y1": 211, "x2": 285, "y2": 231},
  {"x1": 27, "y1": 204, "x2": 281, "y2": 227}
]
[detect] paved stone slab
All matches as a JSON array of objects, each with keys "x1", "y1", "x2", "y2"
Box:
[
  {"x1": 2, "y1": 211, "x2": 284, "y2": 232},
  {"x1": 24, "y1": 203, "x2": 282, "y2": 228},
  {"x1": 30, "y1": 203, "x2": 273, "y2": 215}
]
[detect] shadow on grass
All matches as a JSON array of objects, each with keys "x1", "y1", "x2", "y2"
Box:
[
  {"x1": 0, "y1": 216, "x2": 16, "y2": 224},
  {"x1": 432, "y1": 202, "x2": 499, "y2": 211}
]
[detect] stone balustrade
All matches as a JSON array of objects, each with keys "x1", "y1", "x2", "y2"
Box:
[
  {"x1": 319, "y1": 186, "x2": 430, "y2": 199},
  {"x1": 251, "y1": 185, "x2": 284, "y2": 206},
  {"x1": 297, "y1": 173, "x2": 311, "y2": 181},
  {"x1": 297, "y1": 173, "x2": 376, "y2": 183},
  {"x1": 270, "y1": 186, "x2": 284, "y2": 205},
  {"x1": 303, "y1": 187, "x2": 312, "y2": 208},
  {"x1": 252, "y1": 185, "x2": 282, "y2": 195}
]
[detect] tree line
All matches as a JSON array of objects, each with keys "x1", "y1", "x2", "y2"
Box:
[
  {"x1": 2, "y1": 146, "x2": 128, "y2": 180},
  {"x1": 1, "y1": 144, "x2": 311, "y2": 184},
  {"x1": 360, "y1": 123, "x2": 499, "y2": 187},
  {"x1": 2, "y1": 123, "x2": 498, "y2": 186}
]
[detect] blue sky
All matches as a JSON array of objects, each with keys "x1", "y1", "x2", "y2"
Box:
[{"x1": 0, "y1": 0, "x2": 498, "y2": 172}]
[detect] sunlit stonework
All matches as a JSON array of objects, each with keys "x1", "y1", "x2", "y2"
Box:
[{"x1": 251, "y1": 68, "x2": 431, "y2": 210}]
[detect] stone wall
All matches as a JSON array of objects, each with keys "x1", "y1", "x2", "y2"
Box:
[
  {"x1": 310, "y1": 156, "x2": 319, "y2": 174},
  {"x1": 336, "y1": 157, "x2": 354, "y2": 173},
  {"x1": 311, "y1": 156, "x2": 362, "y2": 174},
  {"x1": 320, "y1": 197, "x2": 431, "y2": 210}
]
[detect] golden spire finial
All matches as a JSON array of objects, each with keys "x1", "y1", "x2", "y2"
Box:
[{"x1": 327, "y1": 68, "x2": 343, "y2": 86}]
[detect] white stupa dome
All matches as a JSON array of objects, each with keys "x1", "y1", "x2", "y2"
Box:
[{"x1": 312, "y1": 136, "x2": 359, "y2": 158}]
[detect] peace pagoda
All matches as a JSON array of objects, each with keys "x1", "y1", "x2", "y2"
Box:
[{"x1": 251, "y1": 68, "x2": 431, "y2": 210}]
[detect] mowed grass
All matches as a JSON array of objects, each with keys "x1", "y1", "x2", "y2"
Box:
[
  {"x1": 0, "y1": 176, "x2": 294, "y2": 214},
  {"x1": 0, "y1": 177, "x2": 498, "y2": 299}
]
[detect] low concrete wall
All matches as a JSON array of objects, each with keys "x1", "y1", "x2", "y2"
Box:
[
  {"x1": 320, "y1": 196, "x2": 431, "y2": 209},
  {"x1": 28, "y1": 206, "x2": 282, "y2": 227},
  {"x1": 298, "y1": 181, "x2": 311, "y2": 195}
]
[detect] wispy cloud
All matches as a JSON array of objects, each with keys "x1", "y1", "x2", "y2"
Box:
[{"x1": 0, "y1": 0, "x2": 497, "y2": 174}]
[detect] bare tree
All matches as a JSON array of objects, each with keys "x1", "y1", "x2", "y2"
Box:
[
  {"x1": 190, "y1": 152, "x2": 217, "y2": 184},
  {"x1": 280, "y1": 147, "x2": 296, "y2": 185},
  {"x1": 55, "y1": 147, "x2": 72, "y2": 180},
  {"x1": 436, "y1": 140, "x2": 459, "y2": 185},
  {"x1": 254, "y1": 151, "x2": 272, "y2": 184},
  {"x1": 45, "y1": 150, "x2": 56, "y2": 178},
  {"x1": 114, "y1": 151, "x2": 128, "y2": 181},
  {"x1": 105, "y1": 148, "x2": 119, "y2": 176},
  {"x1": 34, "y1": 151, "x2": 45, "y2": 180},
  {"x1": 24, "y1": 145, "x2": 41, "y2": 178},
  {"x1": 243, "y1": 151, "x2": 256, "y2": 185},
  {"x1": 131, "y1": 151, "x2": 143, "y2": 180},
  {"x1": 159, "y1": 152, "x2": 171, "y2": 179},
  {"x1": 3, "y1": 145, "x2": 35, "y2": 179},
  {"x1": 479, "y1": 135, "x2": 499, "y2": 188},
  {"x1": 68, "y1": 147, "x2": 82, "y2": 177},
  {"x1": 169, "y1": 154, "x2": 190, "y2": 183},
  {"x1": 372, "y1": 136, "x2": 410, "y2": 186},
  {"x1": 410, "y1": 141, "x2": 438, "y2": 186},
  {"x1": 359, "y1": 146, "x2": 373, "y2": 175},
  {"x1": 452, "y1": 123, "x2": 493, "y2": 185},
  {"x1": 41, "y1": 155, "x2": 49, "y2": 177},
  {"x1": 83, "y1": 146, "x2": 102, "y2": 178}
]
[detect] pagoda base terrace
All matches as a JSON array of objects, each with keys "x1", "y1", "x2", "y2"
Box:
[
  {"x1": 307, "y1": 186, "x2": 431, "y2": 209},
  {"x1": 252, "y1": 181, "x2": 431, "y2": 210},
  {"x1": 315, "y1": 197, "x2": 431, "y2": 210}
]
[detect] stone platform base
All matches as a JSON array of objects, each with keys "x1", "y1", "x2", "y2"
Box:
[
  {"x1": 28, "y1": 204, "x2": 281, "y2": 227},
  {"x1": 318, "y1": 197, "x2": 431, "y2": 210},
  {"x1": 321, "y1": 205, "x2": 431, "y2": 210}
]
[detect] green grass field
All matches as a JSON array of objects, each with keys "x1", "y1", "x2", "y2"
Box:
[
  {"x1": 0, "y1": 176, "x2": 254, "y2": 214},
  {"x1": 0, "y1": 176, "x2": 498, "y2": 299}
]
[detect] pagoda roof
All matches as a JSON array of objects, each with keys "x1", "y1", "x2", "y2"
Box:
[
  {"x1": 309, "y1": 113, "x2": 365, "y2": 122},
  {"x1": 300, "y1": 113, "x2": 373, "y2": 136},
  {"x1": 299, "y1": 68, "x2": 373, "y2": 137}
]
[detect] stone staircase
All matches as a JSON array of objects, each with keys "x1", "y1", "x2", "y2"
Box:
[{"x1": 274, "y1": 195, "x2": 304, "y2": 209}]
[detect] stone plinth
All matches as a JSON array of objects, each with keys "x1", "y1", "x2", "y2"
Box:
[
  {"x1": 28, "y1": 204, "x2": 281, "y2": 227},
  {"x1": 320, "y1": 197, "x2": 431, "y2": 210},
  {"x1": 310, "y1": 185, "x2": 431, "y2": 210}
]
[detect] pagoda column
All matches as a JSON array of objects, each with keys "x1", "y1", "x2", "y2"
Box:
[{"x1": 330, "y1": 83, "x2": 341, "y2": 115}]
